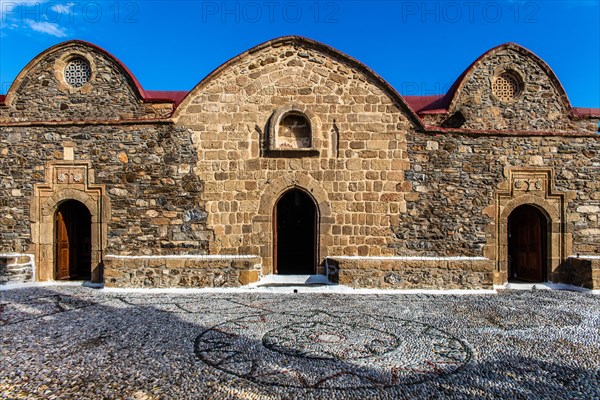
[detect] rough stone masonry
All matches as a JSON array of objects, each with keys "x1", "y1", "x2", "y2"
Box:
[{"x1": 1, "y1": 37, "x2": 599, "y2": 289}]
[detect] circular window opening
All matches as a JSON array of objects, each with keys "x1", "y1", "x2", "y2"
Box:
[
  {"x1": 64, "y1": 58, "x2": 92, "y2": 88},
  {"x1": 492, "y1": 71, "x2": 523, "y2": 102},
  {"x1": 277, "y1": 113, "x2": 312, "y2": 149}
]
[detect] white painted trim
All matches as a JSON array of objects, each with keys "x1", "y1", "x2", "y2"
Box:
[
  {"x1": 105, "y1": 254, "x2": 258, "y2": 260},
  {"x1": 5, "y1": 265, "x2": 30, "y2": 271},
  {"x1": 101, "y1": 286, "x2": 498, "y2": 295},
  {"x1": 0, "y1": 253, "x2": 35, "y2": 282},
  {"x1": 2, "y1": 282, "x2": 594, "y2": 295},
  {"x1": 250, "y1": 274, "x2": 332, "y2": 286},
  {"x1": 0, "y1": 253, "x2": 33, "y2": 258},
  {"x1": 569, "y1": 255, "x2": 600, "y2": 260},
  {"x1": 326, "y1": 256, "x2": 489, "y2": 261},
  {"x1": 0, "y1": 281, "x2": 83, "y2": 291}
]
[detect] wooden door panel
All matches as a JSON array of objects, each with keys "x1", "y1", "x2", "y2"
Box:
[
  {"x1": 273, "y1": 205, "x2": 278, "y2": 274},
  {"x1": 56, "y1": 202, "x2": 91, "y2": 281},
  {"x1": 56, "y1": 210, "x2": 70, "y2": 280},
  {"x1": 510, "y1": 206, "x2": 544, "y2": 282}
]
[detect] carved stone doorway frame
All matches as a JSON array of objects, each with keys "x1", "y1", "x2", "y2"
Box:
[
  {"x1": 490, "y1": 167, "x2": 573, "y2": 285},
  {"x1": 30, "y1": 161, "x2": 109, "y2": 283}
]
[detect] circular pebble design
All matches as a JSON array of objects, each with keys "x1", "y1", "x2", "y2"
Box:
[{"x1": 194, "y1": 310, "x2": 472, "y2": 389}]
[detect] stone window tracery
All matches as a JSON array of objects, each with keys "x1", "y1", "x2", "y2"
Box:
[
  {"x1": 64, "y1": 58, "x2": 92, "y2": 88},
  {"x1": 492, "y1": 71, "x2": 523, "y2": 102}
]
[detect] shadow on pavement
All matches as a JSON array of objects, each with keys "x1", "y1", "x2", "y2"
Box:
[{"x1": 0, "y1": 286, "x2": 598, "y2": 399}]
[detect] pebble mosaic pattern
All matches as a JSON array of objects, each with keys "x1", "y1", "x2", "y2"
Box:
[
  {"x1": 196, "y1": 311, "x2": 471, "y2": 389},
  {"x1": 0, "y1": 286, "x2": 599, "y2": 399}
]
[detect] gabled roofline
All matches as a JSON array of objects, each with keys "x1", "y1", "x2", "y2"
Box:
[
  {"x1": 0, "y1": 40, "x2": 182, "y2": 108},
  {"x1": 403, "y1": 43, "x2": 600, "y2": 120},
  {"x1": 172, "y1": 35, "x2": 425, "y2": 130},
  {"x1": 446, "y1": 42, "x2": 572, "y2": 113},
  {"x1": 2, "y1": 39, "x2": 598, "y2": 124}
]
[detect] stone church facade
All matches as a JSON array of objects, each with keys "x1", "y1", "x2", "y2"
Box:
[{"x1": 1, "y1": 36, "x2": 599, "y2": 289}]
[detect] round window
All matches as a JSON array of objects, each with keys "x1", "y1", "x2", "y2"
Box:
[
  {"x1": 492, "y1": 71, "x2": 523, "y2": 102},
  {"x1": 64, "y1": 58, "x2": 92, "y2": 88}
]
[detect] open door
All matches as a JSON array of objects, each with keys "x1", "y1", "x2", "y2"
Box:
[
  {"x1": 274, "y1": 189, "x2": 317, "y2": 275},
  {"x1": 55, "y1": 200, "x2": 92, "y2": 280}
]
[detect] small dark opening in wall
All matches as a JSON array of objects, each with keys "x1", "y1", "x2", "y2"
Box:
[
  {"x1": 441, "y1": 111, "x2": 466, "y2": 128},
  {"x1": 278, "y1": 113, "x2": 311, "y2": 149}
]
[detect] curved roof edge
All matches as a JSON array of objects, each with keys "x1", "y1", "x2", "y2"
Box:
[
  {"x1": 0, "y1": 40, "x2": 184, "y2": 108},
  {"x1": 443, "y1": 42, "x2": 572, "y2": 115},
  {"x1": 172, "y1": 35, "x2": 425, "y2": 129},
  {"x1": 2, "y1": 39, "x2": 598, "y2": 121},
  {"x1": 374, "y1": 43, "x2": 599, "y2": 119},
  {"x1": 572, "y1": 108, "x2": 600, "y2": 118}
]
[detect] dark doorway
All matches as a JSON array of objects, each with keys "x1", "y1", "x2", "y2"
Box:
[
  {"x1": 508, "y1": 205, "x2": 547, "y2": 282},
  {"x1": 55, "y1": 200, "x2": 92, "y2": 281},
  {"x1": 274, "y1": 189, "x2": 317, "y2": 275}
]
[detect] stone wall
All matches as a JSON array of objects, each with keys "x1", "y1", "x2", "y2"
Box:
[
  {"x1": 0, "y1": 123, "x2": 209, "y2": 257},
  {"x1": 103, "y1": 256, "x2": 261, "y2": 288},
  {"x1": 175, "y1": 37, "x2": 414, "y2": 274},
  {"x1": 328, "y1": 257, "x2": 495, "y2": 289},
  {"x1": 447, "y1": 44, "x2": 597, "y2": 133},
  {"x1": 0, "y1": 254, "x2": 34, "y2": 284},
  {"x1": 400, "y1": 132, "x2": 600, "y2": 259},
  {"x1": 0, "y1": 41, "x2": 172, "y2": 122},
  {"x1": 563, "y1": 257, "x2": 600, "y2": 289}
]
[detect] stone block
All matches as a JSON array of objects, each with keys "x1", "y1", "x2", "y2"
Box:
[
  {"x1": 166, "y1": 259, "x2": 186, "y2": 269},
  {"x1": 346, "y1": 159, "x2": 363, "y2": 171},
  {"x1": 103, "y1": 268, "x2": 121, "y2": 278},
  {"x1": 239, "y1": 270, "x2": 259, "y2": 286}
]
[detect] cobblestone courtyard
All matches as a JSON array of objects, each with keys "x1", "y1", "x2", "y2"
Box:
[{"x1": 0, "y1": 286, "x2": 598, "y2": 399}]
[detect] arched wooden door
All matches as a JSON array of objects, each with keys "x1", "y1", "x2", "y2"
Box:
[
  {"x1": 508, "y1": 205, "x2": 547, "y2": 282},
  {"x1": 274, "y1": 189, "x2": 318, "y2": 275},
  {"x1": 55, "y1": 200, "x2": 92, "y2": 281}
]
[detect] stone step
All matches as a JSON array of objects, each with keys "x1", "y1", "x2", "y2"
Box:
[{"x1": 255, "y1": 274, "x2": 332, "y2": 287}]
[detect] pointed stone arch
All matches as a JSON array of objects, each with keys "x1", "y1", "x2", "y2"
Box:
[
  {"x1": 274, "y1": 187, "x2": 319, "y2": 275},
  {"x1": 254, "y1": 172, "x2": 333, "y2": 275}
]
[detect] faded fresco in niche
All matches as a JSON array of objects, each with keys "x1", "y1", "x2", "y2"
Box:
[{"x1": 276, "y1": 114, "x2": 311, "y2": 149}]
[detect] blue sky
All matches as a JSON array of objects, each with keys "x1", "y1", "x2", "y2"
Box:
[{"x1": 1, "y1": 0, "x2": 599, "y2": 107}]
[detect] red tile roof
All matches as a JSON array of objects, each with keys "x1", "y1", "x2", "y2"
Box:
[
  {"x1": 572, "y1": 108, "x2": 600, "y2": 118},
  {"x1": 403, "y1": 95, "x2": 451, "y2": 114},
  {"x1": 144, "y1": 90, "x2": 189, "y2": 107}
]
